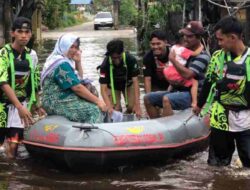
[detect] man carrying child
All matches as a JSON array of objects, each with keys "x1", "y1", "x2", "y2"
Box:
[{"x1": 144, "y1": 21, "x2": 210, "y2": 118}]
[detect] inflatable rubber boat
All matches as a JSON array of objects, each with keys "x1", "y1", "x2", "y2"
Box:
[{"x1": 23, "y1": 109, "x2": 210, "y2": 170}]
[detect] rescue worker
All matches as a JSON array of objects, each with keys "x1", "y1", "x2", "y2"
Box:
[
  {"x1": 194, "y1": 16, "x2": 250, "y2": 167},
  {"x1": 0, "y1": 17, "x2": 44, "y2": 158},
  {"x1": 99, "y1": 39, "x2": 141, "y2": 118}
]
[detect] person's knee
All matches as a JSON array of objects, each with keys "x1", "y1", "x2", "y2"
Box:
[
  {"x1": 144, "y1": 95, "x2": 151, "y2": 106},
  {"x1": 163, "y1": 96, "x2": 171, "y2": 107}
]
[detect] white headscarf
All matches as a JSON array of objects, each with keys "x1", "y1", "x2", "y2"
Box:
[{"x1": 41, "y1": 33, "x2": 78, "y2": 85}]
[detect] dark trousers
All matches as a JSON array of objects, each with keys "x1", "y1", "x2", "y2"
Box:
[
  {"x1": 0, "y1": 128, "x2": 6, "y2": 144},
  {"x1": 208, "y1": 127, "x2": 250, "y2": 167}
]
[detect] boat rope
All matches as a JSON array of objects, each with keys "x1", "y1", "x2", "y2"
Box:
[
  {"x1": 182, "y1": 114, "x2": 195, "y2": 126},
  {"x1": 72, "y1": 124, "x2": 116, "y2": 138},
  {"x1": 98, "y1": 128, "x2": 116, "y2": 138}
]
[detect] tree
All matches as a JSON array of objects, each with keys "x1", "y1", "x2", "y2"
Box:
[
  {"x1": 93, "y1": 0, "x2": 112, "y2": 12},
  {"x1": 43, "y1": 0, "x2": 71, "y2": 29},
  {"x1": 119, "y1": 0, "x2": 137, "y2": 25}
]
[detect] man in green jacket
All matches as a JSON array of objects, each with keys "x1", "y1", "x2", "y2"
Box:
[
  {"x1": 194, "y1": 16, "x2": 250, "y2": 167},
  {"x1": 0, "y1": 17, "x2": 44, "y2": 158}
]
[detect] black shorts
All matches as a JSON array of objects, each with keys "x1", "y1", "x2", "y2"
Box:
[{"x1": 0, "y1": 128, "x2": 24, "y2": 144}]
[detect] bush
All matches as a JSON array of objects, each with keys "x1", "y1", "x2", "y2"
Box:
[
  {"x1": 119, "y1": 0, "x2": 138, "y2": 26},
  {"x1": 43, "y1": 0, "x2": 86, "y2": 30}
]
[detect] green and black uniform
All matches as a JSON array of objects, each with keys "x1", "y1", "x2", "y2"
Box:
[
  {"x1": 198, "y1": 48, "x2": 250, "y2": 167},
  {"x1": 0, "y1": 44, "x2": 39, "y2": 142},
  {"x1": 99, "y1": 52, "x2": 140, "y2": 105}
]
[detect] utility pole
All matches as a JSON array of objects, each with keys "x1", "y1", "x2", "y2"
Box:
[
  {"x1": 3, "y1": 0, "x2": 12, "y2": 45},
  {"x1": 0, "y1": 0, "x2": 4, "y2": 46},
  {"x1": 113, "y1": 0, "x2": 120, "y2": 30},
  {"x1": 32, "y1": 0, "x2": 44, "y2": 46}
]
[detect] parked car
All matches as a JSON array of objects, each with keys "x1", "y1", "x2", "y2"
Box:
[{"x1": 94, "y1": 12, "x2": 113, "y2": 30}]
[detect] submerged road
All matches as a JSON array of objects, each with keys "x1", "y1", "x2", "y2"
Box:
[
  {"x1": 42, "y1": 21, "x2": 136, "y2": 39},
  {"x1": 1, "y1": 20, "x2": 249, "y2": 190}
]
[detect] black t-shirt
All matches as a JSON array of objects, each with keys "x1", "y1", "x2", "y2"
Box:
[
  {"x1": 99, "y1": 52, "x2": 140, "y2": 91},
  {"x1": 143, "y1": 48, "x2": 169, "y2": 90}
]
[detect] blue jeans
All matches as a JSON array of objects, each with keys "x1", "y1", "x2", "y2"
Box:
[{"x1": 145, "y1": 91, "x2": 191, "y2": 110}]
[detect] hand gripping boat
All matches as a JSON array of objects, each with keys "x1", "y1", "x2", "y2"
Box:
[{"x1": 23, "y1": 109, "x2": 210, "y2": 170}]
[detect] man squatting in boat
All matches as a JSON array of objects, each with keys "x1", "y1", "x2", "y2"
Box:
[{"x1": 99, "y1": 39, "x2": 142, "y2": 118}]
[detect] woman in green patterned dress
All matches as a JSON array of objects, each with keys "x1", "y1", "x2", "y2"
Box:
[{"x1": 41, "y1": 33, "x2": 107, "y2": 123}]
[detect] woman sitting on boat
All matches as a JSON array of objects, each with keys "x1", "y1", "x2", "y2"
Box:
[{"x1": 41, "y1": 33, "x2": 107, "y2": 123}]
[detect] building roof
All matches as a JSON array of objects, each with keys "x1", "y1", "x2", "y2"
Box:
[{"x1": 70, "y1": 0, "x2": 92, "y2": 5}]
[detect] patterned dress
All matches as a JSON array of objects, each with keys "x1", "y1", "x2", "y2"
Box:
[{"x1": 42, "y1": 62, "x2": 103, "y2": 123}]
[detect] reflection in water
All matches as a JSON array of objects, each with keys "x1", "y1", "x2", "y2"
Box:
[{"x1": 1, "y1": 37, "x2": 249, "y2": 190}]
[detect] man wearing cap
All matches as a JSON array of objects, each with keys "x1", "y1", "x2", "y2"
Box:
[
  {"x1": 0, "y1": 17, "x2": 44, "y2": 158},
  {"x1": 144, "y1": 21, "x2": 210, "y2": 118},
  {"x1": 99, "y1": 39, "x2": 141, "y2": 118}
]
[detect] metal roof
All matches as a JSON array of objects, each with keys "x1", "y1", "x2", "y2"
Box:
[{"x1": 70, "y1": 0, "x2": 92, "y2": 5}]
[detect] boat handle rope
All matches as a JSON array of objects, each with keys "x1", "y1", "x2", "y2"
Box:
[
  {"x1": 72, "y1": 124, "x2": 116, "y2": 138},
  {"x1": 182, "y1": 114, "x2": 195, "y2": 126}
]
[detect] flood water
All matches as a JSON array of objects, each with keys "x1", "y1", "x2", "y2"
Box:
[{"x1": 1, "y1": 35, "x2": 250, "y2": 190}]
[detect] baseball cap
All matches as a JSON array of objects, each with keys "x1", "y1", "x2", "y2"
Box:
[
  {"x1": 179, "y1": 21, "x2": 204, "y2": 36},
  {"x1": 12, "y1": 17, "x2": 32, "y2": 31}
]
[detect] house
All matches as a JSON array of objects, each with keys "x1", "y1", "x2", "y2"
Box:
[
  {"x1": 70, "y1": 0, "x2": 93, "y2": 12},
  {"x1": 70, "y1": 0, "x2": 93, "y2": 5}
]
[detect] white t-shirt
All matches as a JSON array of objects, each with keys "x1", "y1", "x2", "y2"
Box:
[
  {"x1": 229, "y1": 110, "x2": 250, "y2": 132},
  {"x1": 169, "y1": 45, "x2": 193, "y2": 66},
  {"x1": 226, "y1": 48, "x2": 250, "y2": 132}
]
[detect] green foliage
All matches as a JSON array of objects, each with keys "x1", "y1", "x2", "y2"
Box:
[
  {"x1": 166, "y1": 0, "x2": 184, "y2": 12},
  {"x1": 138, "y1": 0, "x2": 185, "y2": 51},
  {"x1": 139, "y1": 3, "x2": 168, "y2": 50},
  {"x1": 62, "y1": 12, "x2": 83, "y2": 28},
  {"x1": 93, "y1": 0, "x2": 113, "y2": 12},
  {"x1": 119, "y1": 0, "x2": 138, "y2": 25},
  {"x1": 43, "y1": 0, "x2": 82, "y2": 29},
  {"x1": 147, "y1": 4, "x2": 166, "y2": 28}
]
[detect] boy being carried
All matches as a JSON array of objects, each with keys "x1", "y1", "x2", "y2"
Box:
[{"x1": 163, "y1": 34, "x2": 203, "y2": 108}]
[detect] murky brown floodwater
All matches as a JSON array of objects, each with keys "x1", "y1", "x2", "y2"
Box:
[{"x1": 1, "y1": 35, "x2": 250, "y2": 190}]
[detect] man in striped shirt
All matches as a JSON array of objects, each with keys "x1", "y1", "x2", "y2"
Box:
[{"x1": 144, "y1": 21, "x2": 210, "y2": 118}]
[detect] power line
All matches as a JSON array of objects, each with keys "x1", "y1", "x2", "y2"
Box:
[{"x1": 206, "y1": 0, "x2": 250, "y2": 9}]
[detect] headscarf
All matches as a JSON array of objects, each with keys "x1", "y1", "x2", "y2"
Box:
[{"x1": 41, "y1": 33, "x2": 78, "y2": 85}]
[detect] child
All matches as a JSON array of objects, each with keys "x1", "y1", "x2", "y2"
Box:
[{"x1": 163, "y1": 34, "x2": 203, "y2": 108}]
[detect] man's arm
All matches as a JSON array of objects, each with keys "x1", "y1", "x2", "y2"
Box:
[
  {"x1": 1, "y1": 84, "x2": 23, "y2": 110},
  {"x1": 32, "y1": 92, "x2": 46, "y2": 117},
  {"x1": 144, "y1": 76, "x2": 151, "y2": 93},
  {"x1": 193, "y1": 79, "x2": 212, "y2": 115},
  {"x1": 1, "y1": 83, "x2": 33, "y2": 126},
  {"x1": 100, "y1": 84, "x2": 113, "y2": 113},
  {"x1": 132, "y1": 76, "x2": 141, "y2": 117}
]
